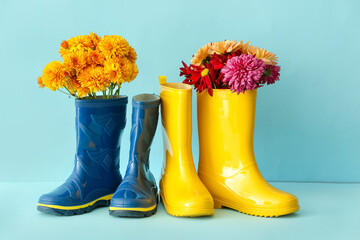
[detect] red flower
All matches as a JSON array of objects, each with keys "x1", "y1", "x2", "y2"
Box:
[
  {"x1": 180, "y1": 50, "x2": 244, "y2": 95},
  {"x1": 210, "y1": 53, "x2": 228, "y2": 70},
  {"x1": 179, "y1": 61, "x2": 192, "y2": 78},
  {"x1": 180, "y1": 61, "x2": 213, "y2": 96},
  {"x1": 260, "y1": 65, "x2": 281, "y2": 85}
]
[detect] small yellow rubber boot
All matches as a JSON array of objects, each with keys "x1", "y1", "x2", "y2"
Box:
[
  {"x1": 159, "y1": 76, "x2": 214, "y2": 217},
  {"x1": 197, "y1": 89, "x2": 300, "y2": 217}
]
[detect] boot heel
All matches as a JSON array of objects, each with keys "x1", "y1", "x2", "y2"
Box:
[{"x1": 213, "y1": 200, "x2": 222, "y2": 209}]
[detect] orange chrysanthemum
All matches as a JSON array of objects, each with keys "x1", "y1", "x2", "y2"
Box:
[
  {"x1": 41, "y1": 61, "x2": 66, "y2": 91},
  {"x1": 246, "y1": 45, "x2": 278, "y2": 65},
  {"x1": 191, "y1": 42, "x2": 212, "y2": 66},
  {"x1": 98, "y1": 35, "x2": 130, "y2": 58},
  {"x1": 78, "y1": 66, "x2": 110, "y2": 93},
  {"x1": 191, "y1": 41, "x2": 250, "y2": 66}
]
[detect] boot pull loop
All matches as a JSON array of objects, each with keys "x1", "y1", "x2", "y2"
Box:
[{"x1": 159, "y1": 76, "x2": 166, "y2": 85}]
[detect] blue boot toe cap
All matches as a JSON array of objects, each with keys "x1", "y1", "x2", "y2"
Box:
[
  {"x1": 38, "y1": 192, "x2": 74, "y2": 206},
  {"x1": 38, "y1": 184, "x2": 79, "y2": 206},
  {"x1": 110, "y1": 186, "x2": 157, "y2": 209}
]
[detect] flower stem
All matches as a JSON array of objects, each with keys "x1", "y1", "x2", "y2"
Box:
[
  {"x1": 66, "y1": 77, "x2": 76, "y2": 95},
  {"x1": 114, "y1": 85, "x2": 120, "y2": 97},
  {"x1": 58, "y1": 89, "x2": 75, "y2": 97},
  {"x1": 64, "y1": 87, "x2": 78, "y2": 99},
  {"x1": 108, "y1": 84, "x2": 112, "y2": 99}
]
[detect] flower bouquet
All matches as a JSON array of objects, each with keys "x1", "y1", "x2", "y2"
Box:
[
  {"x1": 180, "y1": 40, "x2": 280, "y2": 95},
  {"x1": 37, "y1": 32, "x2": 138, "y2": 99}
]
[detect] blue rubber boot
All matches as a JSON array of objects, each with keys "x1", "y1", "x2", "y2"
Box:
[
  {"x1": 109, "y1": 94, "x2": 160, "y2": 218},
  {"x1": 37, "y1": 97, "x2": 128, "y2": 216}
]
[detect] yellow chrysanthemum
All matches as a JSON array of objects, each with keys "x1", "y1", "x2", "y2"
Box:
[
  {"x1": 59, "y1": 32, "x2": 101, "y2": 57},
  {"x1": 78, "y1": 66, "x2": 111, "y2": 93},
  {"x1": 37, "y1": 76, "x2": 45, "y2": 88},
  {"x1": 68, "y1": 35, "x2": 93, "y2": 51},
  {"x1": 41, "y1": 61, "x2": 66, "y2": 91},
  {"x1": 62, "y1": 72, "x2": 81, "y2": 94},
  {"x1": 246, "y1": 45, "x2": 278, "y2": 65},
  {"x1": 210, "y1": 40, "x2": 249, "y2": 54},
  {"x1": 87, "y1": 49, "x2": 105, "y2": 66},
  {"x1": 89, "y1": 32, "x2": 101, "y2": 47},
  {"x1": 59, "y1": 40, "x2": 69, "y2": 56},
  {"x1": 127, "y1": 46, "x2": 137, "y2": 62},
  {"x1": 59, "y1": 66, "x2": 77, "y2": 94},
  {"x1": 104, "y1": 58, "x2": 125, "y2": 84},
  {"x1": 98, "y1": 35, "x2": 130, "y2": 59},
  {"x1": 131, "y1": 64, "x2": 138, "y2": 81},
  {"x1": 76, "y1": 86, "x2": 91, "y2": 98},
  {"x1": 62, "y1": 66, "x2": 76, "y2": 78},
  {"x1": 191, "y1": 42, "x2": 212, "y2": 66},
  {"x1": 63, "y1": 51, "x2": 88, "y2": 72},
  {"x1": 40, "y1": 33, "x2": 138, "y2": 98},
  {"x1": 120, "y1": 58, "x2": 135, "y2": 81}
]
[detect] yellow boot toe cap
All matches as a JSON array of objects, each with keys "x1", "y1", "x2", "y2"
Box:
[{"x1": 161, "y1": 194, "x2": 214, "y2": 217}]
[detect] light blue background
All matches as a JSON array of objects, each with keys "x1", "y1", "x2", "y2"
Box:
[{"x1": 0, "y1": 0, "x2": 359, "y2": 182}]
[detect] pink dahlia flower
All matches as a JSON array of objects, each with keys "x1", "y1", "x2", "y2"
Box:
[
  {"x1": 260, "y1": 65, "x2": 280, "y2": 85},
  {"x1": 221, "y1": 54, "x2": 265, "y2": 94}
]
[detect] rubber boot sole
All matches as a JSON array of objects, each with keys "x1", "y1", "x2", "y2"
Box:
[
  {"x1": 37, "y1": 194, "x2": 113, "y2": 216},
  {"x1": 213, "y1": 196, "x2": 300, "y2": 217},
  {"x1": 160, "y1": 194, "x2": 214, "y2": 217},
  {"x1": 109, "y1": 204, "x2": 157, "y2": 218},
  {"x1": 109, "y1": 195, "x2": 158, "y2": 218}
]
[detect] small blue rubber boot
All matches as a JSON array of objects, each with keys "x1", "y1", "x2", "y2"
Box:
[
  {"x1": 37, "y1": 96, "x2": 128, "y2": 216},
  {"x1": 109, "y1": 94, "x2": 160, "y2": 217}
]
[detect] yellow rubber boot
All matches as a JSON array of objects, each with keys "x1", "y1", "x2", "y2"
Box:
[
  {"x1": 197, "y1": 89, "x2": 300, "y2": 217},
  {"x1": 159, "y1": 76, "x2": 214, "y2": 217}
]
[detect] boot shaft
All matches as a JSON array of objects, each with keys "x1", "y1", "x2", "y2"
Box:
[
  {"x1": 197, "y1": 89, "x2": 257, "y2": 174},
  {"x1": 159, "y1": 81, "x2": 199, "y2": 177},
  {"x1": 126, "y1": 94, "x2": 160, "y2": 175},
  {"x1": 159, "y1": 82, "x2": 193, "y2": 159},
  {"x1": 75, "y1": 96, "x2": 128, "y2": 173}
]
